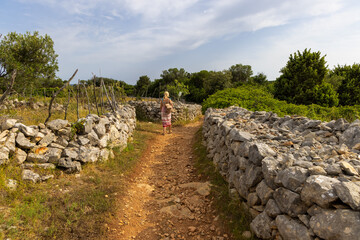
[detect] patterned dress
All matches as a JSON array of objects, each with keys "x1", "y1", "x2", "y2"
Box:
[{"x1": 161, "y1": 98, "x2": 172, "y2": 127}]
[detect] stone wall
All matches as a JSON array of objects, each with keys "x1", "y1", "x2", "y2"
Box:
[
  {"x1": 128, "y1": 100, "x2": 202, "y2": 122},
  {"x1": 0, "y1": 105, "x2": 136, "y2": 183},
  {"x1": 203, "y1": 106, "x2": 360, "y2": 240}
]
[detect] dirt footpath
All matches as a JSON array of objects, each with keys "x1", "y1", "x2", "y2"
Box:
[{"x1": 106, "y1": 120, "x2": 232, "y2": 240}]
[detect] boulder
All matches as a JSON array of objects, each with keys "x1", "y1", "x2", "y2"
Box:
[
  {"x1": 228, "y1": 128, "x2": 254, "y2": 142},
  {"x1": 334, "y1": 181, "x2": 360, "y2": 210},
  {"x1": 310, "y1": 209, "x2": 360, "y2": 240},
  {"x1": 1, "y1": 119, "x2": 17, "y2": 131},
  {"x1": 273, "y1": 187, "x2": 307, "y2": 217},
  {"x1": 4, "y1": 132, "x2": 16, "y2": 154},
  {"x1": 301, "y1": 175, "x2": 340, "y2": 208},
  {"x1": 250, "y1": 212, "x2": 272, "y2": 239},
  {"x1": 0, "y1": 147, "x2": 10, "y2": 165},
  {"x1": 262, "y1": 157, "x2": 281, "y2": 189},
  {"x1": 256, "y1": 180, "x2": 274, "y2": 205},
  {"x1": 264, "y1": 199, "x2": 282, "y2": 218},
  {"x1": 17, "y1": 123, "x2": 37, "y2": 137},
  {"x1": 275, "y1": 166, "x2": 309, "y2": 193},
  {"x1": 26, "y1": 153, "x2": 47, "y2": 163},
  {"x1": 340, "y1": 161, "x2": 358, "y2": 176},
  {"x1": 58, "y1": 158, "x2": 82, "y2": 173},
  {"x1": 46, "y1": 119, "x2": 69, "y2": 131},
  {"x1": 245, "y1": 164, "x2": 263, "y2": 188},
  {"x1": 16, "y1": 132, "x2": 35, "y2": 149},
  {"x1": 275, "y1": 215, "x2": 312, "y2": 240},
  {"x1": 22, "y1": 169, "x2": 41, "y2": 183},
  {"x1": 14, "y1": 148, "x2": 27, "y2": 164},
  {"x1": 38, "y1": 132, "x2": 56, "y2": 147},
  {"x1": 249, "y1": 143, "x2": 276, "y2": 166}
]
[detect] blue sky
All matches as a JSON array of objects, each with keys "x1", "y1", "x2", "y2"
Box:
[{"x1": 1, "y1": 0, "x2": 360, "y2": 84}]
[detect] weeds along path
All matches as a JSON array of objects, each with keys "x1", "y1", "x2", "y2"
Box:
[{"x1": 106, "y1": 120, "x2": 232, "y2": 240}]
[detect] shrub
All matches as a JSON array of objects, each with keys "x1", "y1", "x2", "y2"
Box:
[{"x1": 202, "y1": 85, "x2": 360, "y2": 122}]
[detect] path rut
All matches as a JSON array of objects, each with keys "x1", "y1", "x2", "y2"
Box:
[{"x1": 106, "y1": 120, "x2": 232, "y2": 240}]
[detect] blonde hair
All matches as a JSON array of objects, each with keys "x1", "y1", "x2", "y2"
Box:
[{"x1": 164, "y1": 91, "x2": 169, "y2": 98}]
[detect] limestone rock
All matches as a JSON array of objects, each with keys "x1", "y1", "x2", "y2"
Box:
[
  {"x1": 22, "y1": 169, "x2": 41, "y2": 183},
  {"x1": 256, "y1": 180, "x2": 274, "y2": 205},
  {"x1": 250, "y1": 212, "x2": 272, "y2": 239},
  {"x1": 26, "y1": 153, "x2": 47, "y2": 163},
  {"x1": 273, "y1": 187, "x2": 307, "y2": 217},
  {"x1": 46, "y1": 119, "x2": 69, "y2": 131},
  {"x1": 14, "y1": 148, "x2": 27, "y2": 164},
  {"x1": 275, "y1": 166, "x2": 309, "y2": 193},
  {"x1": 249, "y1": 143, "x2": 276, "y2": 166},
  {"x1": 245, "y1": 164, "x2": 263, "y2": 188},
  {"x1": 17, "y1": 123, "x2": 37, "y2": 137},
  {"x1": 228, "y1": 128, "x2": 254, "y2": 142},
  {"x1": 58, "y1": 158, "x2": 82, "y2": 173},
  {"x1": 276, "y1": 215, "x2": 312, "y2": 240},
  {"x1": 16, "y1": 132, "x2": 35, "y2": 149},
  {"x1": 334, "y1": 181, "x2": 360, "y2": 210},
  {"x1": 1, "y1": 119, "x2": 17, "y2": 131},
  {"x1": 264, "y1": 199, "x2": 282, "y2": 218},
  {"x1": 340, "y1": 161, "x2": 358, "y2": 176},
  {"x1": 301, "y1": 175, "x2": 340, "y2": 208},
  {"x1": 0, "y1": 147, "x2": 10, "y2": 165},
  {"x1": 310, "y1": 209, "x2": 360, "y2": 240}
]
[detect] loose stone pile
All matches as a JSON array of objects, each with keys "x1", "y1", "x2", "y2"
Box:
[
  {"x1": 128, "y1": 100, "x2": 202, "y2": 122},
  {"x1": 203, "y1": 106, "x2": 360, "y2": 240},
  {"x1": 0, "y1": 105, "x2": 136, "y2": 183},
  {"x1": 0, "y1": 98, "x2": 64, "y2": 111}
]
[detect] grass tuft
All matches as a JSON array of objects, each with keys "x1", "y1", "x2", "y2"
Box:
[
  {"x1": 0, "y1": 121, "x2": 158, "y2": 239},
  {"x1": 192, "y1": 127, "x2": 257, "y2": 240}
]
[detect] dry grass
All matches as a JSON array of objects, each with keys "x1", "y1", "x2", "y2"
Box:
[{"x1": 0, "y1": 121, "x2": 159, "y2": 239}]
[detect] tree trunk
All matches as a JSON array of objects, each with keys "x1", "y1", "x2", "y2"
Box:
[{"x1": 0, "y1": 69, "x2": 17, "y2": 105}]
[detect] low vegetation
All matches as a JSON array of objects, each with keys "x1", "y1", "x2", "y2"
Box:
[
  {"x1": 202, "y1": 85, "x2": 360, "y2": 122},
  {"x1": 0, "y1": 121, "x2": 157, "y2": 239},
  {"x1": 193, "y1": 128, "x2": 256, "y2": 240}
]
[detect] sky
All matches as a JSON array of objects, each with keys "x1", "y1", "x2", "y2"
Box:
[{"x1": 1, "y1": 0, "x2": 360, "y2": 85}]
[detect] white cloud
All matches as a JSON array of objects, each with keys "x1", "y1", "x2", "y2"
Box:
[{"x1": 15, "y1": 0, "x2": 358, "y2": 82}]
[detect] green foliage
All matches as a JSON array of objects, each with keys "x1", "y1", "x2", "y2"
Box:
[
  {"x1": 167, "y1": 79, "x2": 190, "y2": 101},
  {"x1": 250, "y1": 72, "x2": 268, "y2": 85},
  {"x1": 274, "y1": 49, "x2": 337, "y2": 107},
  {"x1": 229, "y1": 64, "x2": 253, "y2": 84},
  {"x1": 160, "y1": 68, "x2": 189, "y2": 85},
  {"x1": 205, "y1": 70, "x2": 232, "y2": 96},
  {"x1": 135, "y1": 75, "x2": 151, "y2": 97},
  {"x1": 0, "y1": 31, "x2": 59, "y2": 93},
  {"x1": 332, "y1": 64, "x2": 360, "y2": 106},
  {"x1": 203, "y1": 85, "x2": 360, "y2": 122}
]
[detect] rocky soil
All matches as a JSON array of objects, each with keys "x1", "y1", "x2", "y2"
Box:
[{"x1": 106, "y1": 121, "x2": 234, "y2": 240}]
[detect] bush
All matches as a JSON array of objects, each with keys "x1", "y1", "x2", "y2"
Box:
[{"x1": 202, "y1": 85, "x2": 360, "y2": 122}]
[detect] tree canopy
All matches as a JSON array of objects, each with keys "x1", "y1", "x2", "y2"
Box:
[
  {"x1": 332, "y1": 64, "x2": 360, "y2": 106},
  {"x1": 0, "y1": 31, "x2": 59, "y2": 92},
  {"x1": 274, "y1": 49, "x2": 338, "y2": 107}
]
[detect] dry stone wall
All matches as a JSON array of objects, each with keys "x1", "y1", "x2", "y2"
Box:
[
  {"x1": 203, "y1": 106, "x2": 360, "y2": 240},
  {"x1": 128, "y1": 100, "x2": 202, "y2": 122},
  {"x1": 0, "y1": 105, "x2": 136, "y2": 183}
]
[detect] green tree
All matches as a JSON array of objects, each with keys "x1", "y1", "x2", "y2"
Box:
[
  {"x1": 204, "y1": 70, "x2": 232, "y2": 96},
  {"x1": 250, "y1": 72, "x2": 268, "y2": 85},
  {"x1": 274, "y1": 49, "x2": 337, "y2": 106},
  {"x1": 228, "y1": 64, "x2": 253, "y2": 85},
  {"x1": 0, "y1": 31, "x2": 59, "y2": 93},
  {"x1": 167, "y1": 79, "x2": 190, "y2": 101},
  {"x1": 135, "y1": 75, "x2": 151, "y2": 97},
  {"x1": 160, "y1": 68, "x2": 189, "y2": 86},
  {"x1": 333, "y1": 64, "x2": 360, "y2": 105},
  {"x1": 185, "y1": 70, "x2": 210, "y2": 103}
]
